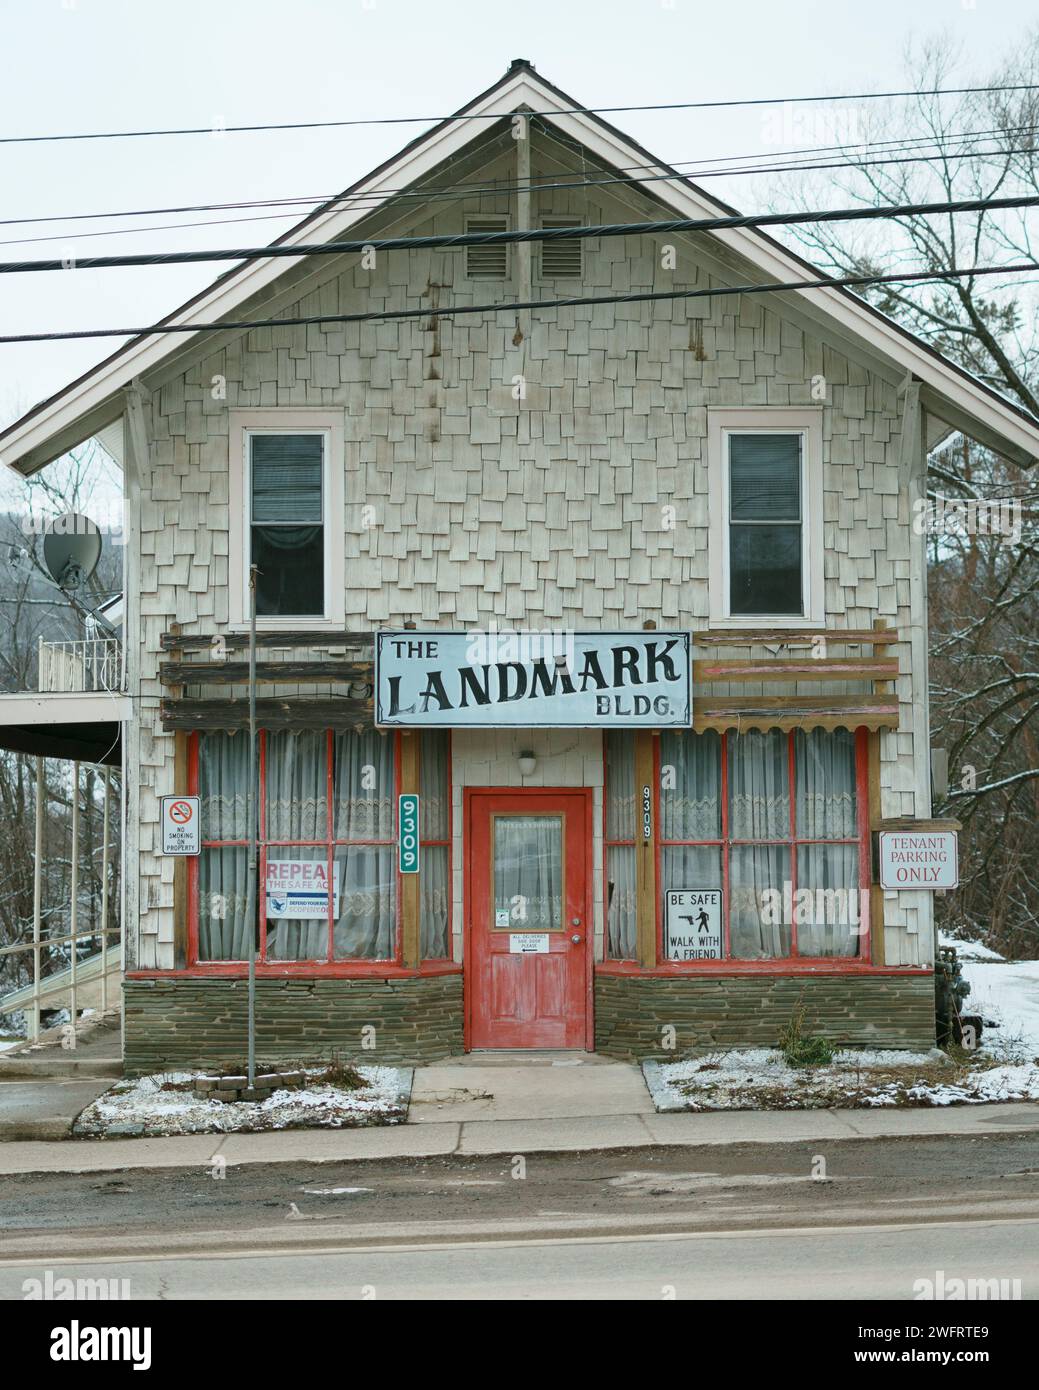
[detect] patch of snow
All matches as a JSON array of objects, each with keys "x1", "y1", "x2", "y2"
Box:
[
  {"x1": 938, "y1": 933, "x2": 1006, "y2": 962},
  {"x1": 74, "y1": 1065, "x2": 408, "y2": 1137},
  {"x1": 960, "y1": 959, "x2": 1039, "y2": 1060},
  {"x1": 650, "y1": 1046, "x2": 1039, "y2": 1111}
]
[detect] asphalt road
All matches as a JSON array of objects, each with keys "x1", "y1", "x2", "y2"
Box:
[{"x1": 2, "y1": 1134, "x2": 1037, "y2": 1299}]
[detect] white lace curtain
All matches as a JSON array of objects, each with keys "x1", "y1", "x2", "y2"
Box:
[
  {"x1": 605, "y1": 733, "x2": 637, "y2": 959},
  {"x1": 493, "y1": 816, "x2": 563, "y2": 930}
]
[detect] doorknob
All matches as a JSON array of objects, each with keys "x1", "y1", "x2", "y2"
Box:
[{"x1": 571, "y1": 934, "x2": 583, "y2": 944}]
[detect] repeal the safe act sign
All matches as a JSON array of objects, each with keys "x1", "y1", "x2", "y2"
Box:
[{"x1": 376, "y1": 630, "x2": 692, "y2": 728}]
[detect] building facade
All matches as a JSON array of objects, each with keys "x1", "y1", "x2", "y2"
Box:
[{"x1": 3, "y1": 62, "x2": 1037, "y2": 1072}]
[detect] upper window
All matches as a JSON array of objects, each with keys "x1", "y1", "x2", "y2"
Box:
[
  {"x1": 229, "y1": 411, "x2": 344, "y2": 628},
  {"x1": 708, "y1": 408, "x2": 823, "y2": 627},
  {"x1": 249, "y1": 432, "x2": 325, "y2": 617}
]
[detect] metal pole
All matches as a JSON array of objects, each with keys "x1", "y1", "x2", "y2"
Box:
[
  {"x1": 31, "y1": 756, "x2": 43, "y2": 1043},
  {"x1": 243, "y1": 566, "x2": 259, "y2": 1088},
  {"x1": 69, "y1": 760, "x2": 79, "y2": 1041},
  {"x1": 100, "y1": 766, "x2": 111, "y2": 1014}
]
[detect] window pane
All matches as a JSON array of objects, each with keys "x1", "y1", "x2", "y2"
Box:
[
  {"x1": 797, "y1": 843, "x2": 861, "y2": 958},
  {"x1": 420, "y1": 731, "x2": 450, "y2": 841},
  {"x1": 265, "y1": 847, "x2": 329, "y2": 960},
  {"x1": 250, "y1": 434, "x2": 323, "y2": 523},
  {"x1": 252, "y1": 524, "x2": 324, "y2": 617},
  {"x1": 606, "y1": 845, "x2": 637, "y2": 960},
  {"x1": 198, "y1": 732, "x2": 250, "y2": 841},
  {"x1": 729, "y1": 522, "x2": 802, "y2": 615},
  {"x1": 493, "y1": 815, "x2": 563, "y2": 929},
  {"x1": 333, "y1": 846, "x2": 396, "y2": 959},
  {"x1": 730, "y1": 844, "x2": 791, "y2": 958},
  {"x1": 334, "y1": 730, "x2": 394, "y2": 840},
  {"x1": 199, "y1": 847, "x2": 250, "y2": 960},
  {"x1": 729, "y1": 434, "x2": 800, "y2": 520},
  {"x1": 420, "y1": 844, "x2": 450, "y2": 959},
  {"x1": 796, "y1": 729, "x2": 857, "y2": 838},
  {"x1": 605, "y1": 732, "x2": 635, "y2": 841},
  {"x1": 662, "y1": 845, "x2": 722, "y2": 894},
  {"x1": 265, "y1": 731, "x2": 327, "y2": 840},
  {"x1": 729, "y1": 731, "x2": 790, "y2": 839},
  {"x1": 660, "y1": 731, "x2": 721, "y2": 840}
]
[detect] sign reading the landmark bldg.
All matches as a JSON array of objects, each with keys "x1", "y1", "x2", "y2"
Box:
[{"x1": 376, "y1": 630, "x2": 692, "y2": 729}]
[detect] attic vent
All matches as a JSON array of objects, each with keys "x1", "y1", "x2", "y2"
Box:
[
  {"x1": 465, "y1": 216, "x2": 509, "y2": 279},
  {"x1": 541, "y1": 218, "x2": 582, "y2": 279}
]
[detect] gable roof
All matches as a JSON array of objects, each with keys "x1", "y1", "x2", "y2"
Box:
[{"x1": 3, "y1": 57, "x2": 1038, "y2": 473}]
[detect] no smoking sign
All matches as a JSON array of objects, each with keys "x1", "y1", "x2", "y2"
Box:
[{"x1": 161, "y1": 795, "x2": 201, "y2": 856}]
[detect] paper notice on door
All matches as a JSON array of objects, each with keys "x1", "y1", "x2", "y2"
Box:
[{"x1": 509, "y1": 933, "x2": 549, "y2": 953}]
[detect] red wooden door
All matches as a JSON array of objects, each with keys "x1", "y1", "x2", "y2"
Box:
[{"x1": 467, "y1": 790, "x2": 591, "y2": 1049}]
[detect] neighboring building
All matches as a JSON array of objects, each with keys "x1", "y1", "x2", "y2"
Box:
[{"x1": 2, "y1": 61, "x2": 1037, "y2": 1072}]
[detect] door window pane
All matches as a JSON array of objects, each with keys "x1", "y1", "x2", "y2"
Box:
[{"x1": 493, "y1": 815, "x2": 563, "y2": 930}]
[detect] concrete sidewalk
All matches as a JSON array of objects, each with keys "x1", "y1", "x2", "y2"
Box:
[
  {"x1": 2, "y1": 1048, "x2": 1037, "y2": 1166},
  {"x1": 0, "y1": 1096, "x2": 1036, "y2": 1175}
]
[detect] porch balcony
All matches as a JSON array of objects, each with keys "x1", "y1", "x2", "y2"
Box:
[{"x1": 37, "y1": 637, "x2": 125, "y2": 695}]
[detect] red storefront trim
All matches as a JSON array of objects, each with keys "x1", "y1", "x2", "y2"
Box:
[
  {"x1": 126, "y1": 961, "x2": 462, "y2": 980},
  {"x1": 595, "y1": 961, "x2": 931, "y2": 977}
]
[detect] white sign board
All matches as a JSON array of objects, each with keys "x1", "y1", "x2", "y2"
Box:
[
  {"x1": 878, "y1": 832, "x2": 959, "y2": 889},
  {"x1": 376, "y1": 630, "x2": 692, "y2": 728},
  {"x1": 266, "y1": 859, "x2": 341, "y2": 918},
  {"x1": 666, "y1": 890, "x2": 723, "y2": 960},
  {"x1": 509, "y1": 933, "x2": 550, "y2": 954},
  {"x1": 160, "y1": 795, "x2": 200, "y2": 856}
]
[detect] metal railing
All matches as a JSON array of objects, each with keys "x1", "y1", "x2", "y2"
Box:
[
  {"x1": 0, "y1": 759, "x2": 119, "y2": 1042},
  {"x1": 37, "y1": 638, "x2": 124, "y2": 693}
]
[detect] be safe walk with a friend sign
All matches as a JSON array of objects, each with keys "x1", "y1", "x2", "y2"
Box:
[{"x1": 376, "y1": 629, "x2": 692, "y2": 728}]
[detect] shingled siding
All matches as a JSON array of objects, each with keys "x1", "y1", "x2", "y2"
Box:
[
  {"x1": 122, "y1": 975, "x2": 464, "y2": 1075},
  {"x1": 594, "y1": 972, "x2": 936, "y2": 1059},
  {"x1": 127, "y1": 132, "x2": 932, "y2": 973}
]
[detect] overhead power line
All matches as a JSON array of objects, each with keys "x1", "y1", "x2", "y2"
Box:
[
  {"x1": 3, "y1": 260, "x2": 1037, "y2": 346},
  {"x1": 1, "y1": 81, "x2": 1037, "y2": 145},
  {"x1": 4, "y1": 128, "x2": 1036, "y2": 252},
  {"x1": 3, "y1": 193, "x2": 1037, "y2": 276},
  {"x1": 3, "y1": 124, "x2": 1030, "y2": 231}
]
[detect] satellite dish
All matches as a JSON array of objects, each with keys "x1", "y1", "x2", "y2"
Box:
[{"x1": 42, "y1": 513, "x2": 102, "y2": 593}]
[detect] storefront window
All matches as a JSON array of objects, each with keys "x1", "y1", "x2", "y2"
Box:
[
  {"x1": 659, "y1": 728, "x2": 866, "y2": 961},
  {"x1": 419, "y1": 730, "x2": 451, "y2": 959},
  {"x1": 194, "y1": 728, "x2": 450, "y2": 965},
  {"x1": 605, "y1": 732, "x2": 638, "y2": 960}
]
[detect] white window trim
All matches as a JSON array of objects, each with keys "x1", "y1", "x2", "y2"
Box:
[
  {"x1": 707, "y1": 406, "x2": 825, "y2": 629},
  {"x1": 228, "y1": 409, "x2": 345, "y2": 630}
]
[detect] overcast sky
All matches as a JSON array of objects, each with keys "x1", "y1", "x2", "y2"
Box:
[{"x1": 0, "y1": 0, "x2": 1035, "y2": 429}]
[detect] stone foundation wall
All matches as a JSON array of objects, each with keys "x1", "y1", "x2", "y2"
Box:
[
  {"x1": 594, "y1": 972, "x2": 935, "y2": 1060},
  {"x1": 123, "y1": 974, "x2": 464, "y2": 1075}
]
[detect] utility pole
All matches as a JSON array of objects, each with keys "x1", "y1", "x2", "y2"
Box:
[{"x1": 244, "y1": 565, "x2": 259, "y2": 1088}]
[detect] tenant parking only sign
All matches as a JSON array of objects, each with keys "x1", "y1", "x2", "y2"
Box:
[
  {"x1": 376, "y1": 629, "x2": 692, "y2": 728},
  {"x1": 161, "y1": 796, "x2": 200, "y2": 856},
  {"x1": 878, "y1": 831, "x2": 959, "y2": 889}
]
